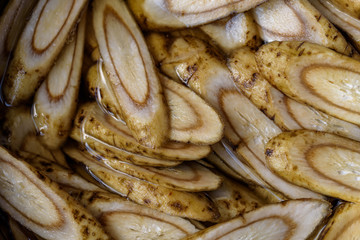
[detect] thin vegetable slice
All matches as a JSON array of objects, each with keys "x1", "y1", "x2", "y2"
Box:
[
  {"x1": 310, "y1": 0, "x2": 360, "y2": 51},
  {"x1": 86, "y1": 63, "x2": 224, "y2": 145},
  {"x1": 256, "y1": 41, "x2": 360, "y2": 126},
  {"x1": 252, "y1": 0, "x2": 357, "y2": 56},
  {"x1": 183, "y1": 199, "x2": 331, "y2": 240},
  {"x1": 71, "y1": 103, "x2": 211, "y2": 161},
  {"x1": 266, "y1": 130, "x2": 360, "y2": 202},
  {"x1": 228, "y1": 47, "x2": 360, "y2": 142},
  {"x1": 0, "y1": 146, "x2": 110, "y2": 240},
  {"x1": 32, "y1": 11, "x2": 85, "y2": 150},
  {"x1": 92, "y1": 0, "x2": 168, "y2": 148},
  {"x1": 321, "y1": 202, "x2": 360, "y2": 239},
  {"x1": 63, "y1": 145, "x2": 221, "y2": 222},
  {"x1": 2, "y1": 0, "x2": 88, "y2": 106},
  {"x1": 74, "y1": 191, "x2": 200, "y2": 240},
  {"x1": 128, "y1": 0, "x2": 267, "y2": 30}
]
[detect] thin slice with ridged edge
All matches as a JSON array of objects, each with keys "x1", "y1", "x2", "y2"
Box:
[
  {"x1": 71, "y1": 102, "x2": 211, "y2": 161},
  {"x1": 228, "y1": 47, "x2": 360, "y2": 142},
  {"x1": 2, "y1": 0, "x2": 88, "y2": 106},
  {"x1": 0, "y1": 146, "x2": 110, "y2": 240},
  {"x1": 87, "y1": 147, "x2": 222, "y2": 192},
  {"x1": 92, "y1": 0, "x2": 168, "y2": 148},
  {"x1": 252, "y1": 0, "x2": 357, "y2": 57},
  {"x1": 128, "y1": 0, "x2": 267, "y2": 30},
  {"x1": 207, "y1": 174, "x2": 265, "y2": 222},
  {"x1": 256, "y1": 41, "x2": 360, "y2": 126},
  {"x1": 265, "y1": 130, "x2": 360, "y2": 202},
  {"x1": 32, "y1": 9, "x2": 85, "y2": 150},
  {"x1": 321, "y1": 202, "x2": 360, "y2": 239},
  {"x1": 0, "y1": 0, "x2": 37, "y2": 78},
  {"x1": 310, "y1": 0, "x2": 360, "y2": 51},
  {"x1": 183, "y1": 199, "x2": 331, "y2": 240},
  {"x1": 199, "y1": 12, "x2": 261, "y2": 54},
  {"x1": 86, "y1": 63, "x2": 224, "y2": 145},
  {"x1": 19, "y1": 151, "x2": 103, "y2": 192},
  {"x1": 72, "y1": 191, "x2": 200, "y2": 240},
  {"x1": 63, "y1": 145, "x2": 220, "y2": 222}
]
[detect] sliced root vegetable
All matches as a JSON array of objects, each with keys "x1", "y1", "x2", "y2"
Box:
[
  {"x1": 199, "y1": 12, "x2": 261, "y2": 54},
  {"x1": 321, "y1": 202, "x2": 360, "y2": 239},
  {"x1": 252, "y1": 0, "x2": 357, "y2": 57},
  {"x1": 2, "y1": 0, "x2": 88, "y2": 106},
  {"x1": 63, "y1": 146, "x2": 221, "y2": 222},
  {"x1": 0, "y1": 146, "x2": 110, "y2": 240},
  {"x1": 92, "y1": 0, "x2": 168, "y2": 148},
  {"x1": 236, "y1": 143, "x2": 322, "y2": 200},
  {"x1": 183, "y1": 199, "x2": 331, "y2": 240},
  {"x1": 128, "y1": 0, "x2": 267, "y2": 30},
  {"x1": 86, "y1": 62, "x2": 224, "y2": 145},
  {"x1": 2, "y1": 106, "x2": 36, "y2": 151},
  {"x1": 32, "y1": 10, "x2": 86, "y2": 150},
  {"x1": 207, "y1": 174, "x2": 264, "y2": 222},
  {"x1": 71, "y1": 103, "x2": 211, "y2": 161},
  {"x1": 228, "y1": 47, "x2": 360, "y2": 142},
  {"x1": 0, "y1": 0, "x2": 37, "y2": 77},
  {"x1": 310, "y1": 0, "x2": 360, "y2": 51},
  {"x1": 256, "y1": 41, "x2": 360, "y2": 126},
  {"x1": 20, "y1": 152, "x2": 103, "y2": 192},
  {"x1": 73, "y1": 191, "x2": 200, "y2": 240},
  {"x1": 266, "y1": 130, "x2": 360, "y2": 202},
  {"x1": 103, "y1": 159, "x2": 222, "y2": 192}
]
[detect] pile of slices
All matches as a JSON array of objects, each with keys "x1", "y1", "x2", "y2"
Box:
[{"x1": 1, "y1": 0, "x2": 360, "y2": 239}]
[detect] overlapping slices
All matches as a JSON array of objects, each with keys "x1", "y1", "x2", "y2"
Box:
[
  {"x1": 128, "y1": 0, "x2": 267, "y2": 30},
  {"x1": 2, "y1": 0, "x2": 88, "y2": 106},
  {"x1": 183, "y1": 199, "x2": 331, "y2": 240},
  {"x1": 310, "y1": 0, "x2": 360, "y2": 51},
  {"x1": 146, "y1": 33, "x2": 324, "y2": 200},
  {"x1": 252, "y1": 0, "x2": 358, "y2": 57},
  {"x1": 266, "y1": 130, "x2": 360, "y2": 202},
  {"x1": 256, "y1": 41, "x2": 360, "y2": 126},
  {"x1": 228, "y1": 47, "x2": 360, "y2": 142},
  {"x1": 0, "y1": 146, "x2": 110, "y2": 240}
]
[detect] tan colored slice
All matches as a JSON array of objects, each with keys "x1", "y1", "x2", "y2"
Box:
[
  {"x1": 63, "y1": 146, "x2": 220, "y2": 222},
  {"x1": 92, "y1": 0, "x2": 168, "y2": 148},
  {"x1": 0, "y1": 146, "x2": 110, "y2": 240},
  {"x1": 199, "y1": 12, "x2": 261, "y2": 54},
  {"x1": 74, "y1": 191, "x2": 200, "y2": 240},
  {"x1": 71, "y1": 103, "x2": 211, "y2": 161},
  {"x1": 321, "y1": 202, "x2": 360, "y2": 239},
  {"x1": 266, "y1": 130, "x2": 360, "y2": 202},
  {"x1": 310, "y1": 0, "x2": 360, "y2": 51},
  {"x1": 128, "y1": 0, "x2": 267, "y2": 30},
  {"x1": 32, "y1": 11, "x2": 85, "y2": 150},
  {"x1": 0, "y1": 0, "x2": 37, "y2": 77},
  {"x1": 86, "y1": 63, "x2": 224, "y2": 144},
  {"x1": 256, "y1": 41, "x2": 360, "y2": 126},
  {"x1": 228, "y1": 47, "x2": 360, "y2": 142},
  {"x1": 8, "y1": 217, "x2": 45, "y2": 240},
  {"x1": 72, "y1": 133, "x2": 182, "y2": 167},
  {"x1": 207, "y1": 174, "x2": 264, "y2": 222},
  {"x1": 183, "y1": 199, "x2": 331, "y2": 240},
  {"x1": 20, "y1": 152, "x2": 103, "y2": 192},
  {"x1": 89, "y1": 148, "x2": 222, "y2": 191},
  {"x1": 2, "y1": 0, "x2": 87, "y2": 106},
  {"x1": 252, "y1": 0, "x2": 357, "y2": 56}
]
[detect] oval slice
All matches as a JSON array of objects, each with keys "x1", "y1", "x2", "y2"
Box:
[
  {"x1": 92, "y1": 0, "x2": 168, "y2": 148},
  {"x1": 256, "y1": 41, "x2": 360, "y2": 126},
  {"x1": 266, "y1": 130, "x2": 360, "y2": 202},
  {"x1": 63, "y1": 145, "x2": 220, "y2": 222},
  {"x1": 0, "y1": 146, "x2": 110, "y2": 240},
  {"x1": 183, "y1": 199, "x2": 331, "y2": 240},
  {"x1": 71, "y1": 103, "x2": 211, "y2": 161}
]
